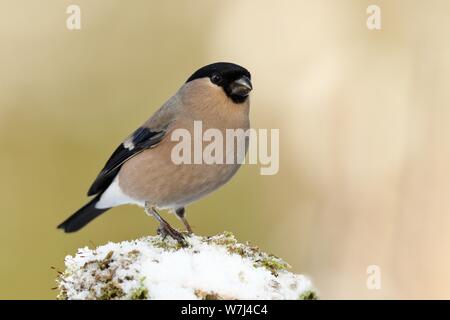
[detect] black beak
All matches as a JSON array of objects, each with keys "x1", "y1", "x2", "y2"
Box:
[{"x1": 230, "y1": 76, "x2": 252, "y2": 97}]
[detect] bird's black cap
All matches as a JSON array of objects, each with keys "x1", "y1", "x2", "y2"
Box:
[
  {"x1": 186, "y1": 62, "x2": 251, "y2": 83},
  {"x1": 187, "y1": 62, "x2": 252, "y2": 103}
]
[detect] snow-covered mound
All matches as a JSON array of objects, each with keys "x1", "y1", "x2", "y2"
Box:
[{"x1": 57, "y1": 231, "x2": 317, "y2": 300}]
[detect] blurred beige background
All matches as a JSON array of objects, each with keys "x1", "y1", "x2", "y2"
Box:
[{"x1": 1, "y1": 0, "x2": 450, "y2": 299}]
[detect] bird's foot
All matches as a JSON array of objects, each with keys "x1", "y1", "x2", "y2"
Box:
[
  {"x1": 157, "y1": 221, "x2": 186, "y2": 244},
  {"x1": 182, "y1": 219, "x2": 193, "y2": 235}
]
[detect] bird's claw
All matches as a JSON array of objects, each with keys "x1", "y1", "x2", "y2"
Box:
[{"x1": 157, "y1": 222, "x2": 186, "y2": 245}]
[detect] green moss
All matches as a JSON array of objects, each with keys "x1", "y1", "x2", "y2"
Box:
[
  {"x1": 298, "y1": 290, "x2": 318, "y2": 300},
  {"x1": 151, "y1": 237, "x2": 189, "y2": 251},
  {"x1": 254, "y1": 256, "x2": 289, "y2": 276},
  {"x1": 222, "y1": 230, "x2": 233, "y2": 237},
  {"x1": 208, "y1": 232, "x2": 249, "y2": 258},
  {"x1": 58, "y1": 232, "x2": 309, "y2": 300},
  {"x1": 209, "y1": 232, "x2": 290, "y2": 276},
  {"x1": 210, "y1": 231, "x2": 238, "y2": 246},
  {"x1": 130, "y1": 277, "x2": 149, "y2": 300},
  {"x1": 99, "y1": 282, "x2": 125, "y2": 300},
  {"x1": 227, "y1": 245, "x2": 247, "y2": 257},
  {"x1": 130, "y1": 286, "x2": 149, "y2": 300}
]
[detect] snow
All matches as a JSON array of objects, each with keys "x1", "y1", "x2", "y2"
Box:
[{"x1": 57, "y1": 232, "x2": 317, "y2": 300}]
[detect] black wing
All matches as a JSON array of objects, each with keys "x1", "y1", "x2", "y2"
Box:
[{"x1": 87, "y1": 127, "x2": 166, "y2": 196}]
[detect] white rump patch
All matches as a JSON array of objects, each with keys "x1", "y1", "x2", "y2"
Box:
[{"x1": 95, "y1": 176, "x2": 144, "y2": 209}]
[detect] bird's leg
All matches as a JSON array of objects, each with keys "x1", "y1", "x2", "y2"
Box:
[
  {"x1": 174, "y1": 207, "x2": 193, "y2": 234},
  {"x1": 144, "y1": 202, "x2": 185, "y2": 243}
]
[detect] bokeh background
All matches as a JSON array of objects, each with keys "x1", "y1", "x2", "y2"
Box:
[{"x1": 1, "y1": 0, "x2": 450, "y2": 299}]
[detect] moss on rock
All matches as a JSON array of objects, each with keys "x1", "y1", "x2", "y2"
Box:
[
  {"x1": 100, "y1": 282, "x2": 125, "y2": 300},
  {"x1": 298, "y1": 290, "x2": 318, "y2": 300},
  {"x1": 57, "y1": 232, "x2": 317, "y2": 300}
]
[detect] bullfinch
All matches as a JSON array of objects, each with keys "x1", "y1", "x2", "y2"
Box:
[{"x1": 58, "y1": 62, "x2": 252, "y2": 242}]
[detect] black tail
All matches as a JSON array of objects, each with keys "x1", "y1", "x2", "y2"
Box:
[{"x1": 58, "y1": 195, "x2": 110, "y2": 233}]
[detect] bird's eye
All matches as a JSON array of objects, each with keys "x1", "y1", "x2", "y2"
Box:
[{"x1": 211, "y1": 73, "x2": 222, "y2": 84}]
